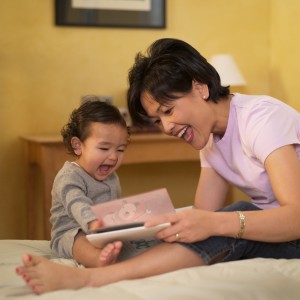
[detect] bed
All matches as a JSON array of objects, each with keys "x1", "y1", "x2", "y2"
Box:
[{"x1": 1, "y1": 239, "x2": 300, "y2": 300}]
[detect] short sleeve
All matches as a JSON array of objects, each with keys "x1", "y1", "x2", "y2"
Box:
[{"x1": 242, "y1": 100, "x2": 300, "y2": 163}]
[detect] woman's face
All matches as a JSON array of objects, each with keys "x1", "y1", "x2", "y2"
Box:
[{"x1": 141, "y1": 82, "x2": 214, "y2": 150}]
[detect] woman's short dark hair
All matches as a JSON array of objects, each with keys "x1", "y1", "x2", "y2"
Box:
[
  {"x1": 127, "y1": 38, "x2": 230, "y2": 125},
  {"x1": 61, "y1": 95, "x2": 129, "y2": 155}
]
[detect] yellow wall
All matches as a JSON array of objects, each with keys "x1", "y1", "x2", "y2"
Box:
[
  {"x1": 269, "y1": 0, "x2": 300, "y2": 111},
  {"x1": 0, "y1": 0, "x2": 298, "y2": 239}
]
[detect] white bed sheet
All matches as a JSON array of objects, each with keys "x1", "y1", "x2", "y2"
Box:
[{"x1": 1, "y1": 239, "x2": 300, "y2": 300}]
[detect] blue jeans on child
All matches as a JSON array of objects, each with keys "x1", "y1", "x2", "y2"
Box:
[{"x1": 180, "y1": 201, "x2": 300, "y2": 264}]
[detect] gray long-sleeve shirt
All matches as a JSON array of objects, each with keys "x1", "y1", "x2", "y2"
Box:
[{"x1": 50, "y1": 161, "x2": 121, "y2": 258}]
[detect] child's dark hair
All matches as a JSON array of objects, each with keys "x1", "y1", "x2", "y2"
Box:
[{"x1": 61, "y1": 95, "x2": 129, "y2": 156}]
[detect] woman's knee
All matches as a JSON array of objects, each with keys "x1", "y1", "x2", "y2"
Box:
[{"x1": 220, "y1": 201, "x2": 261, "y2": 212}]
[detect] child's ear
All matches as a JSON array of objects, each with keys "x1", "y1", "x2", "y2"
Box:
[{"x1": 71, "y1": 137, "x2": 82, "y2": 156}]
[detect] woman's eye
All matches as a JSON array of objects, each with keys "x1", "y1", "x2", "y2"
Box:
[
  {"x1": 100, "y1": 148, "x2": 109, "y2": 151},
  {"x1": 154, "y1": 119, "x2": 161, "y2": 125},
  {"x1": 164, "y1": 107, "x2": 173, "y2": 115}
]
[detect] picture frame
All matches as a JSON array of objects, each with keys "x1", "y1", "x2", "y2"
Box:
[{"x1": 55, "y1": 0, "x2": 166, "y2": 29}]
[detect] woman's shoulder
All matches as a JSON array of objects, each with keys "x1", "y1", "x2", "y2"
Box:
[
  {"x1": 232, "y1": 93, "x2": 299, "y2": 114},
  {"x1": 232, "y1": 93, "x2": 279, "y2": 109},
  {"x1": 231, "y1": 93, "x2": 300, "y2": 162},
  {"x1": 231, "y1": 93, "x2": 299, "y2": 126}
]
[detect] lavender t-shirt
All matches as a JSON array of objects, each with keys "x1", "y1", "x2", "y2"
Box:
[{"x1": 200, "y1": 93, "x2": 300, "y2": 209}]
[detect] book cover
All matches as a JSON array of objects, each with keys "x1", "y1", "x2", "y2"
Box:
[
  {"x1": 86, "y1": 188, "x2": 175, "y2": 260},
  {"x1": 91, "y1": 188, "x2": 174, "y2": 226}
]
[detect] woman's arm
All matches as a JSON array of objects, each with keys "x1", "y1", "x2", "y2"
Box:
[
  {"x1": 234, "y1": 144, "x2": 300, "y2": 242},
  {"x1": 194, "y1": 167, "x2": 229, "y2": 211},
  {"x1": 147, "y1": 145, "x2": 300, "y2": 243}
]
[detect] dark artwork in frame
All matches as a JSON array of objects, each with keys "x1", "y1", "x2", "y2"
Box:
[{"x1": 55, "y1": 0, "x2": 166, "y2": 29}]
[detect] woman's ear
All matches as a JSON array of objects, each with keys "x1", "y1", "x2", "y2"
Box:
[
  {"x1": 71, "y1": 137, "x2": 82, "y2": 156},
  {"x1": 193, "y1": 81, "x2": 209, "y2": 100}
]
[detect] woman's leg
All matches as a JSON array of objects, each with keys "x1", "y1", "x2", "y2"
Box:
[{"x1": 18, "y1": 242, "x2": 204, "y2": 294}]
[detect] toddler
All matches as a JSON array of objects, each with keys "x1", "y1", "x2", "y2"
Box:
[{"x1": 50, "y1": 96, "x2": 130, "y2": 267}]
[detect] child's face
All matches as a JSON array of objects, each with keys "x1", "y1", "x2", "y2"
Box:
[{"x1": 75, "y1": 122, "x2": 128, "y2": 181}]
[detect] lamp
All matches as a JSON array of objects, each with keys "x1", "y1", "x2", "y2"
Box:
[{"x1": 209, "y1": 54, "x2": 246, "y2": 87}]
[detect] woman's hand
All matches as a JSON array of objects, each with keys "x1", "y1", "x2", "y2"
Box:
[{"x1": 145, "y1": 208, "x2": 214, "y2": 243}]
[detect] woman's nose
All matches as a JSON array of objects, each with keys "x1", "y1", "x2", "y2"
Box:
[{"x1": 161, "y1": 118, "x2": 174, "y2": 135}]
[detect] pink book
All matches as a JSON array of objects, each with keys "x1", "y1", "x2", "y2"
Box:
[
  {"x1": 91, "y1": 188, "x2": 175, "y2": 227},
  {"x1": 87, "y1": 188, "x2": 175, "y2": 260}
]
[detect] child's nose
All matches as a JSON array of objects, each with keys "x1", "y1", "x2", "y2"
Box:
[{"x1": 108, "y1": 151, "x2": 118, "y2": 161}]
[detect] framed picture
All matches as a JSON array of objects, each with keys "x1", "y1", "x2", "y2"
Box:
[{"x1": 55, "y1": 0, "x2": 166, "y2": 29}]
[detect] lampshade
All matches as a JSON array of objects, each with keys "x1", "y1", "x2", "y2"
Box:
[{"x1": 209, "y1": 54, "x2": 246, "y2": 87}]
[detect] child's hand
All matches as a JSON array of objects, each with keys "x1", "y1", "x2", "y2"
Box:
[{"x1": 88, "y1": 219, "x2": 103, "y2": 231}]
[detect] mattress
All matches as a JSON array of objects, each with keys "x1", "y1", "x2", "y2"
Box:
[{"x1": 1, "y1": 239, "x2": 300, "y2": 300}]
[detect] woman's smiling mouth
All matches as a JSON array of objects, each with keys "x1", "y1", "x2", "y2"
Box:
[{"x1": 175, "y1": 126, "x2": 193, "y2": 143}]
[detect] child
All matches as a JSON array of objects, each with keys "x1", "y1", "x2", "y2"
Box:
[{"x1": 50, "y1": 96, "x2": 130, "y2": 267}]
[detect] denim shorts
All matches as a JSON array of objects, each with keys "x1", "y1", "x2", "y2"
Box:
[{"x1": 180, "y1": 201, "x2": 300, "y2": 264}]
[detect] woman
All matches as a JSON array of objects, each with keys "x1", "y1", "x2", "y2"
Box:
[{"x1": 17, "y1": 38, "x2": 300, "y2": 294}]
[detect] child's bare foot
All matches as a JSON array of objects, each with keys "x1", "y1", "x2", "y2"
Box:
[
  {"x1": 100, "y1": 241, "x2": 122, "y2": 265},
  {"x1": 16, "y1": 254, "x2": 91, "y2": 294},
  {"x1": 73, "y1": 233, "x2": 122, "y2": 267}
]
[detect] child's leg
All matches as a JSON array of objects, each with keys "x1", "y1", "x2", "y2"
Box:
[
  {"x1": 17, "y1": 242, "x2": 203, "y2": 294},
  {"x1": 73, "y1": 231, "x2": 122, "y2": 267}
]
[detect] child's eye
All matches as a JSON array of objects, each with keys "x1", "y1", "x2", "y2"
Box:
[
  {"x1": 100, "y1": 148, "x2": 109, "y2": 151},
  {"x1": 117, "y1": 149, "x2": 125, "y2": 153}
]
